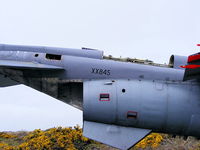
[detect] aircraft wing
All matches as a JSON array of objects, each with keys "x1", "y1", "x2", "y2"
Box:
[
  {"x1": 181, "y1": 53, "x2": 200, "y2": 81},
  {"x1": 0, "y1": 60, "x2": 63, "y2": 70},
  {"x1": 0, "y1": 60, "x2": 64, "y2": 87}
]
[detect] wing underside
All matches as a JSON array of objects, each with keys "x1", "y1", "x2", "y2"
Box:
[
  {"x1": 0, "y1": 73, "x2": 19, "y2": 87},
  {"x1": 0, "y1": 60, "x2": 64, "y2": 87},
  {"x1": 0, "y1": 60, "x2": 83, "y2": 109}
]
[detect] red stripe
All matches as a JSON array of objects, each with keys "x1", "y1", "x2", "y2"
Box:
[
  {"x1": 197, "y1": 44, "x2": 200, "y2": 46},
  {"x1": 188, "y1": 54, "x2": 200, "y2": 63},
  {"x1": 180, "y1": 65, "x2": 200, "y2": 69}
]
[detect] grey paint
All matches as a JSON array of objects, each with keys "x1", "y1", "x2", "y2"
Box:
[
  {"x1": 0, "y1": 50, "x2": 184, "y2": 81},
  {"x1": 0, "y1": 60, "x2": 63, "y2": 70},
  {"x1": 0, "y1": 44, "x2": 103, "y2": 59},
  {"x1": 84, "y1": 80, "x2": 200, "y2": 137},
  {"x1": 169, "y1": 55, "x2": 188, "y2": 69},
  {"x1": 83, "y1": 121, "x2": 151, "y2": 150},
  {"x1": 0, "y1": 44, "x2": 197, "y2": 149}
]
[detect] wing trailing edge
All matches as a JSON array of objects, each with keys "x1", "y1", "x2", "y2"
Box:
[{"x1": 83, "y1": 121, "x2": 151, "y2": 150}]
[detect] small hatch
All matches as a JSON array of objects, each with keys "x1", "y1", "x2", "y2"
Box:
[
  {"x1": 127, "y1": 111, "x2": 137, "y2": 119},
  {"x1": 46, "y1": 54, "x2": 62, "y2": 60},
  {"x1": 99, "y1": 93, "x2": 110, "y2": 101}
]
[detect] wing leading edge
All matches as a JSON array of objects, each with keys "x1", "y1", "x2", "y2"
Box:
[{"x1": 0, "y1": 60, "x2": 63, "y2": 70}]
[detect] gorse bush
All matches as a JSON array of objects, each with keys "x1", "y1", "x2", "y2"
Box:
[
  {"x1": 0, "y1": 126, "x2": 163, "y2": 150},
  {"x1": 135, "y1": 133, "x2": 163, "y2": 149},
  {"x1": 0, "y1": 126, "x2": 92, "y2": 150},
  {"x1": 19, "y1": 126, "x2": 90, "y2": 150},
  {"x1": 0, "y1": 133, "x2": 16, "y2": 139}
]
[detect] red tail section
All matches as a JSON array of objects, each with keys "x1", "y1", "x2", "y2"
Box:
[{"x1": 182, "y1": 45, "x2": 200, "y2": 81}]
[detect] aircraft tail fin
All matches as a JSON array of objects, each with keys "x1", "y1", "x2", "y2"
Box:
[
  {"x1": 181, "y1": 53, "x2": 200, "y2": 81},
  {"x1": 83, "y1": 121, "x2": 151, "y2": 150}
]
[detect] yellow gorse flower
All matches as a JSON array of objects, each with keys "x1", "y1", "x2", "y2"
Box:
[
  {"x1": 135, "y1": 133, "x2": 163, "y2": 148},
  {"x1": 0, "y1": 132, "x2": 16, "y2": 139}
]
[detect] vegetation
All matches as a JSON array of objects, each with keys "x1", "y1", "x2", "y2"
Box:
[{"x1": 0, "y1": 126, "x2": 199, "y2": 150}]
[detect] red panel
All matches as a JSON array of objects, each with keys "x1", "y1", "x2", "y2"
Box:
[
  {"x1": 188, "y1": 54, "x2": 200, "y2": 63},
  {"x1": 180, "y1": 65, "x2": 200, "y2": 69},
  {"x1": 197, "y1": 44, "x2": 200, "y2": 46}
]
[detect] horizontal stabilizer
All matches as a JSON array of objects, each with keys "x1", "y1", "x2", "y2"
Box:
[
  {"x1": 83, "y1": 121, "x2": 151, "y2": 150},
  {"x1": 0, "y1": 60, "x2": 64, "y2": 70}
]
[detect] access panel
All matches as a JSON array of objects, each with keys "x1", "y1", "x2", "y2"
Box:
[{"x1": 83, "y1": 80, "x2": 117, "y2": 124}]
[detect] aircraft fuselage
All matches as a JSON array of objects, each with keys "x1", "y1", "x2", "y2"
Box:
[{"x1": 0, "y1": 44, "x2": 198, "y2": 149}]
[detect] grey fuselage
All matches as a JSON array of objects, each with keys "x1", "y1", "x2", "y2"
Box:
[
  {"x1": 0, "y1": 50, "x2": 184, "y2": 80},
  {"x1": 0, "y1": 47, "x2": 199, "y2": 138}
]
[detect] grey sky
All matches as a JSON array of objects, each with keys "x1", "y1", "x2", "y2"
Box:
[{"x1": 0, "y1": 0, "x2": 199, "y2": 131}]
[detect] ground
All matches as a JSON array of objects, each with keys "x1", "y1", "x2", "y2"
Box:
[{"x1": 0, "y1": 127, "x2": 199, "y2": 150}]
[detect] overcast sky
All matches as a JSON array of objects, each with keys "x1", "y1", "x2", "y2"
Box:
[{"x1": 0, "y1": 0, "x2": 199, "y2": 131}]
